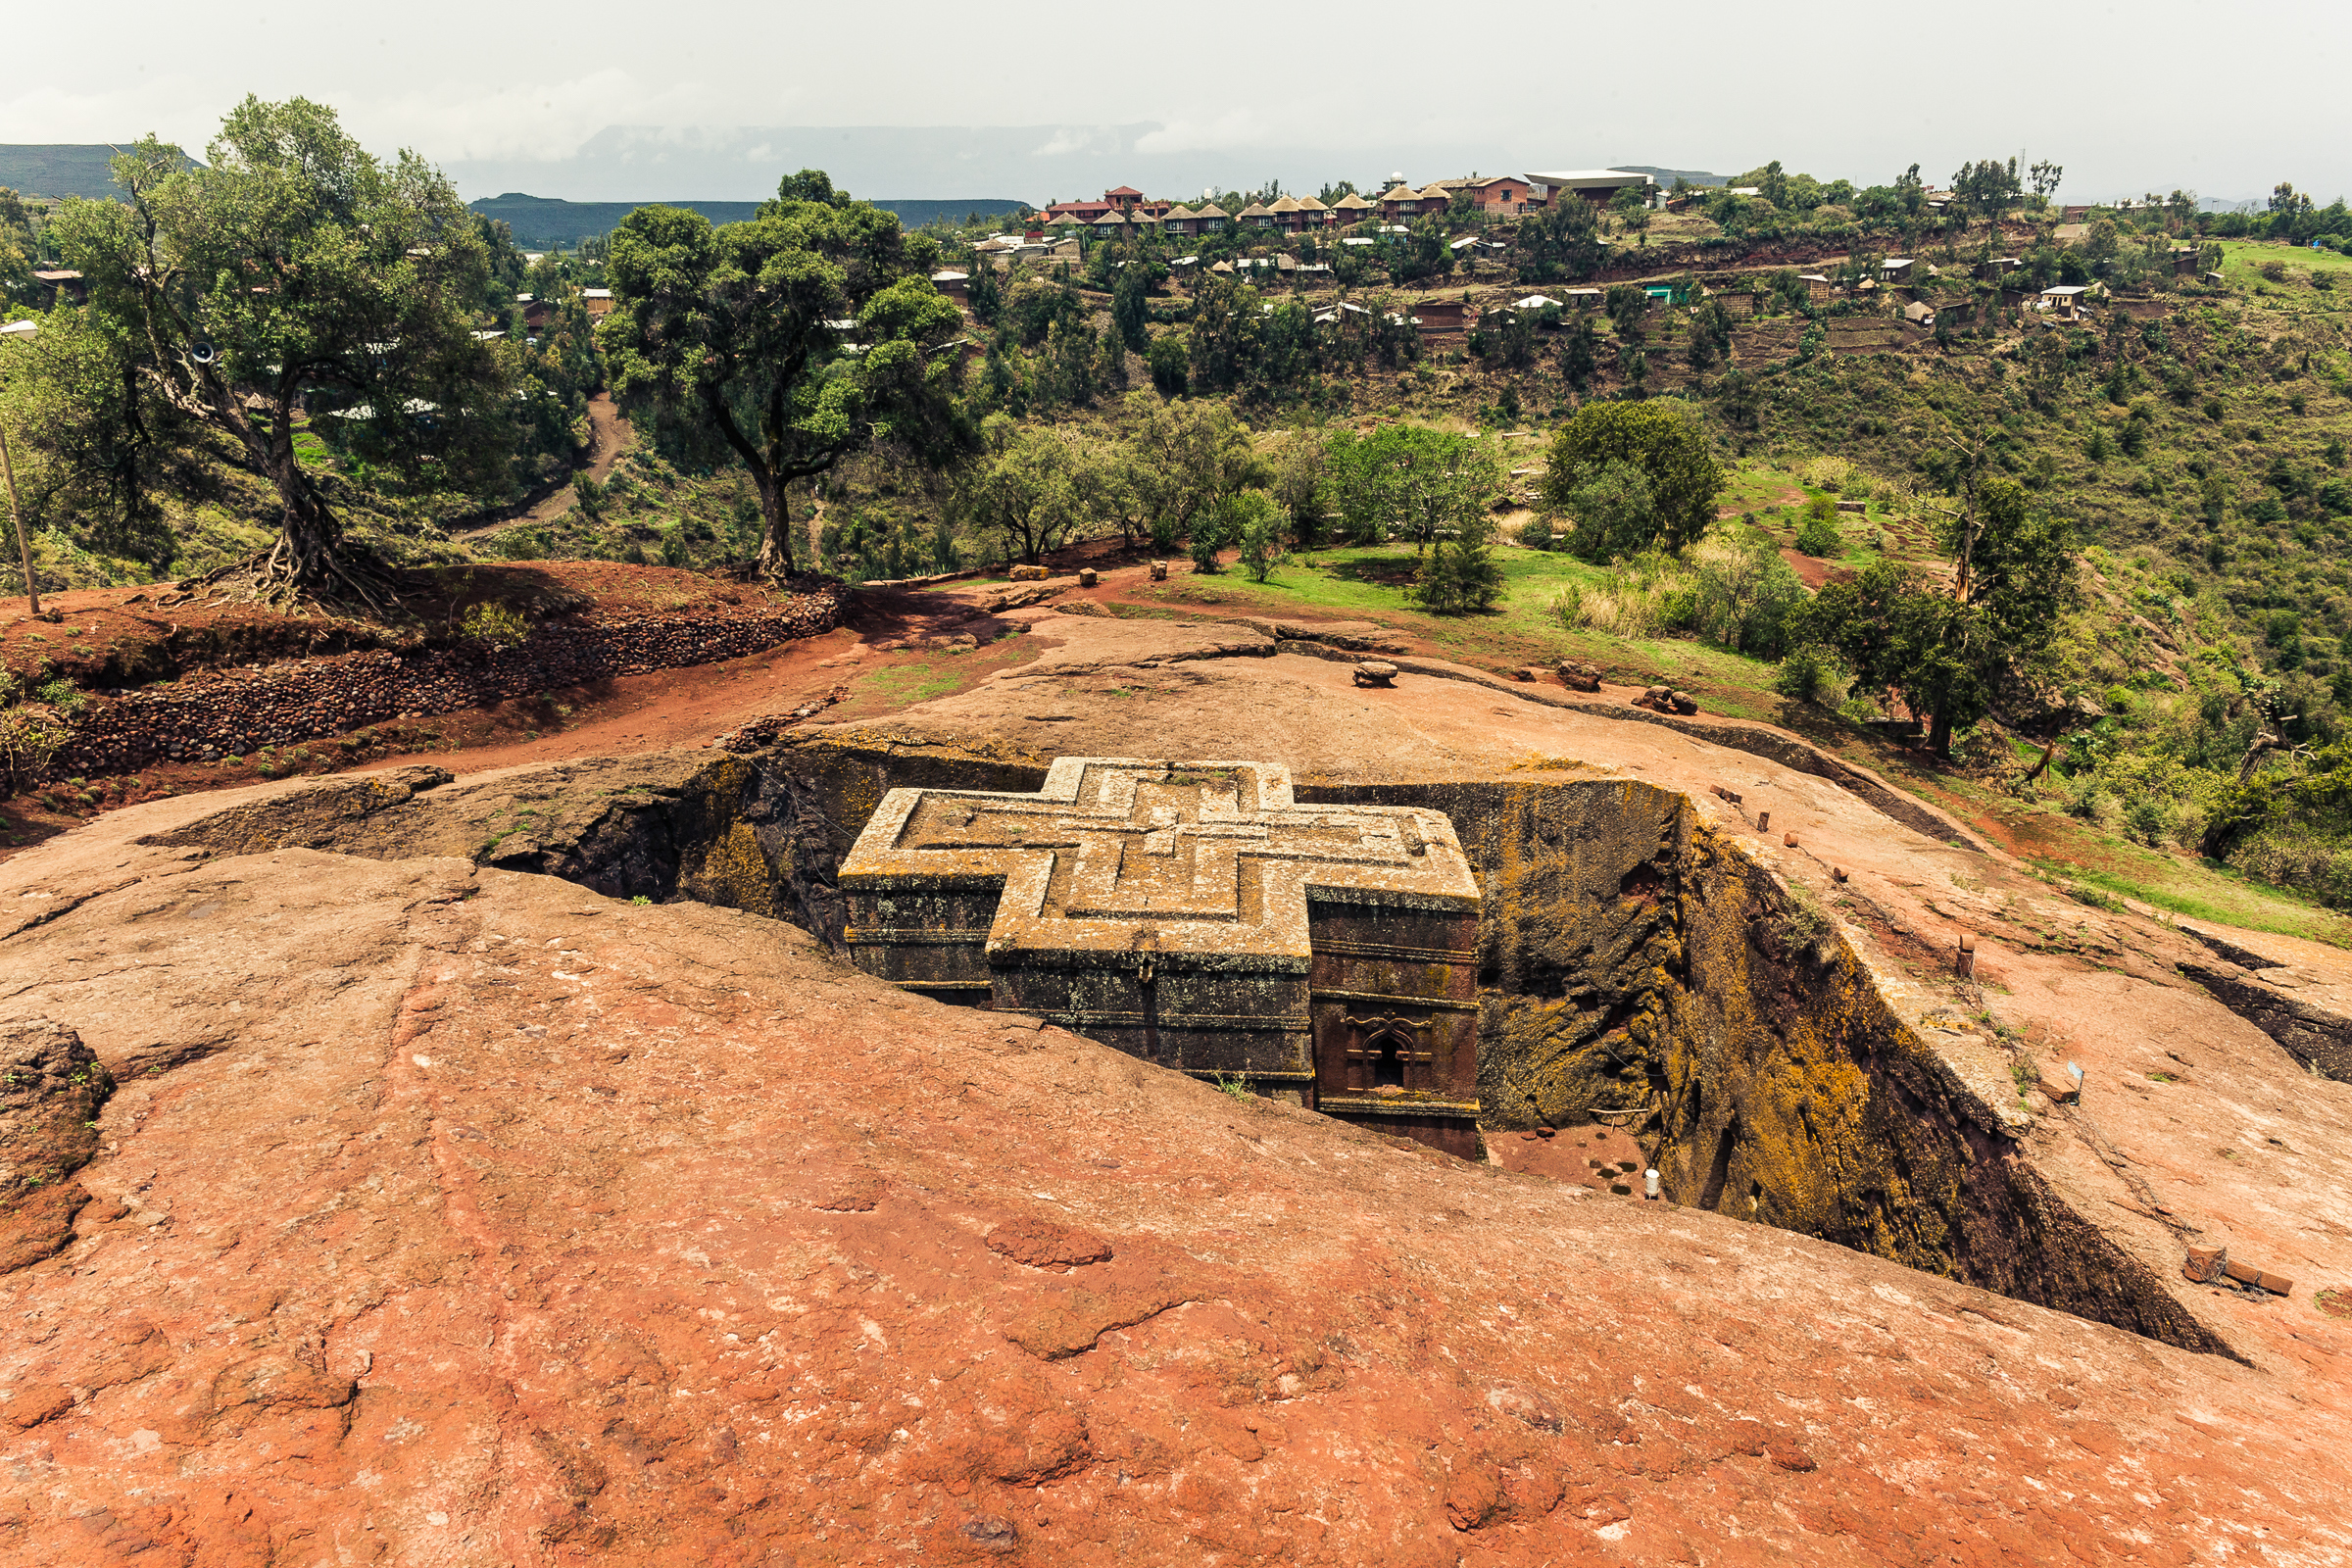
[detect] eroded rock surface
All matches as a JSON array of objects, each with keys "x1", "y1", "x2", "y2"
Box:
[{"x1": 1, "y1": 795, "x2": 2350, "y2": 1563}]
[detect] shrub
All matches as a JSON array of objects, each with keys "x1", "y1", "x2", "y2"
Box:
[
  {"x1": 461, "y1": 602, "x2": 532, "y2": 649},
  {"x1": 1794, "y1": 509, "x2": 1844, "y2": 558},
  {"x1": 0, "y1": 705, "x2": 68, "y2": 792},
  {"x1": 1222, "y1": 491, "x2": 1290, "y2": 583},
  {"x1": 1186, "y1": 510, "x2": 1230, "y2": 573},
  {"x1": 1549, "y1": 551, "x2": 1686, "y2": 639},
  {"x1": 2260, "y1": 259, "x2": 2288, "y2": 282},
  {"x1": 1774, "y1": 645, "x2": 1849, "y2": 706}
]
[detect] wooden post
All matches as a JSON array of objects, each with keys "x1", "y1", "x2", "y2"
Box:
[
  {"x1": 0, "y1": 416, "x2": 36, "y2": 616},
  {"x1": 1956, "y1": 931, "x2": 1977, "y2": 978}
]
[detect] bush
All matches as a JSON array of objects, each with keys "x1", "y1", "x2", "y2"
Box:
[
  {"x1": 1187, "y1": 509, "x2": 1230, "y2": 573},
  {"x1": 0, "y1": 704, "x2": 68, "y2": 792},
  {"x1": 2230, "y1": 822, "x2": 2352, "y2": 908},
  {"x1": 461, "y1": 602, "x2": 532, "y2": 649},
  {"x1": 1774, "y1": 645, "x2": 1849, "y2": 706},
  {"x1": 1222, "y1": 491, "x2": 1290, "y2": 582},
  {"x1": 1794, "y1": 508, "x2": 1844, "y2": 558},
  {"x1": 1147, "y1": 335, "x2": 1189, "y2": 397},
  {"x1": 1549, "y1": 550, "x2": 1687, "y2": 639}
]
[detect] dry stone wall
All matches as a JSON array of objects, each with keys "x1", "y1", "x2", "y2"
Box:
[{"x1": 54, "y1": 592, "x2": 845, "y2": 775}]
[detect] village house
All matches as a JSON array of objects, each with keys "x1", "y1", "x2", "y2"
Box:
[
  {"x1": 1329, "y1": 191, "x2": 1375, "y2": 225},
  {"x1": 1973, "y1": 257, "x2": 2021, "y2": 280},
  {"x1": 1193, "y1": 203, "x2": 1231, "y2": 234},
  {"x1": 1102, "y1": 185, "x2": 1145, "y2": 213},
  {"x1": 2172, "y1": 246, "x2": 2201, "y2": 276},
  {"x1": 1799, "y1": 273, "x2": 1833, "y2": 303},
  {"x1": 1413, "y1": 298, "x2": 1469, "y2": 333},
  {"x1": 2038, "y1": 283, "x2": 2090, "y2": 320},
  {"x1": 28, "y1": 270, "x2": 86, "y2": 309},
  {"x1": 1881, "y1": 258, "x2": 1917, "y2": 283},
  {"x1": 1432, "y1": 174, "x2": 1536, "y2": 214},
  {"x1": 1522, "y1": 170, "x2": 1653, "y2": 208},
  {"x1": 1237, "y1": 200, "x2": 1278, "y2": 230},
  {"x1": 1160, "y1": 205, "x2": 1200, "y2": 236},
  {"x1": 580, "y1": 287, "x2": 614, "y2": 318},
  {"x1": 1902, "y1": 300, "x2": 1936, "y2": 327},
  {"x1": 1376, "y1": 183, "x2": 1448, "y2": 222},
  {"x1": 930, "y1": 270, "x2": 970, "y2": 305}
]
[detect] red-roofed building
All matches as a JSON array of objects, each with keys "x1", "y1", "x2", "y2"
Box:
[{"x1": 1103, "y1": 185, "x2": 1145, "y2": 213}]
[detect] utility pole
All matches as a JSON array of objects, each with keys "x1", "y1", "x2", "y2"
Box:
[{"x1": 0, "y1": 415, "x2": 37, "y2": 616}]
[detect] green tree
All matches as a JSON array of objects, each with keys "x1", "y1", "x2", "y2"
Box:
[
  {"x1": 1690, "y1": 535, "x2": 1807, "y2": 656},
  {"x1": 0, "y1": 298, "x2": 188, "y2": 571},
  {"x1": 1111, "y1": 267, "x2": 1151, "y2": 353},
  {"x1": 1516, "y1": 195, "x2": 1605, "y2": 284},
  {"x1": 1552, "y1": 459, "x2": 1657, "y2": 561},
  {"x1": 1187, "y1": 274, "x2": 1264, "y2": 393},
  {"x1": 1266, "y1": 426, "x2": 1330, "y2": 547},
  {"x1": 603, "y1": 171, "x2": 967, "y2": 578},
  {"x1": 1146, "y1": 333, "x2": 1188, "y2": 397},
  {"x1": 1326, "y1": 424, "x2": 1497, "y2": 556},
  {"x1": 952, "y1": 416, "x2": 1102, "y2": 565},
  {"x1": 1559, "y1": 317, "x2": 1598, "y2": 392},
  {"x1": 49, "y1": 97, "x2": 502, "y2": 605},
  {"x1": 1540, "y1": 401, "x2": 1724, "y2": 555},
  {"x1": 1793, "y1": 481, "x2": 2079, "y2": 754},
  {"x1": 1226, "y1": 489, "x2": 1290, "y2": 581},
  {"x1": 1121, "y1": 390, "x2": 1251, "y2": 548}
]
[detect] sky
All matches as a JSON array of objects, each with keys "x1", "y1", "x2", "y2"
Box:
[{"x1": 6, "y1": 0, "x2": 2346, "y2": 207}]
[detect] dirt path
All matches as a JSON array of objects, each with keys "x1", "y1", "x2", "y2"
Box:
[{"x1": 455, "y1": 393, "x2": 633, "y2": 541}]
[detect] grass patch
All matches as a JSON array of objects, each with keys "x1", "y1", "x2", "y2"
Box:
[
  {"x1": 2029, "y1": 855, "x2": 2352, "y2": 947},
  {"x1": 1145, "y1": 543, "x2": 1786, "y2": 717}
]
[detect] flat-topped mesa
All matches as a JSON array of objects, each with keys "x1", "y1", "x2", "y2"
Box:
[{"x1": 840, "y1": 757, "x2": 1485, "y2": 1154}]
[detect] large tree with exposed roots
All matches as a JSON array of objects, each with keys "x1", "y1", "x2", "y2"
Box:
[{"x1": 52, "y1": 96, "x2": 501, "y2": 609}]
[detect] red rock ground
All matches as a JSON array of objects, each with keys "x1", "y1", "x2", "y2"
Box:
[
  {"x1": 4, "y1": 810, "x2": 2351, "y2": 1565},
  {"x1": 8, "y1": 579, "x2": 2352, "y2": 1562}
]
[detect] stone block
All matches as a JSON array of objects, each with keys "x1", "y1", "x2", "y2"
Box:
[
  {"x1": 1078, "y1": 567, "x2": 1099, "y2": 587},
  {"x1": 1352, "y1": 662, "x2": 1398, "y2": 688},
  {"x1": 1150, "y1": 561, "x2": 1168, "y2": 581},
  {"x1": 1009, "y1": 564, "x2": 1051, "y2": 582},
  {"x1": 1557, "y1": 662, "x2": 1601, "y2": 692}
]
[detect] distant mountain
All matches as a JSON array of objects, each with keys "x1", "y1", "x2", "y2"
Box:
[
  {"x1": 0, "y1": 143, "x2": 199, "y2": 199},
  {"x1": 1612, "y1": 165, "x2": 1728, "y2": 188},
  {"x1": 468, "y1": 192, "x2": 1032, "y2": 249}
]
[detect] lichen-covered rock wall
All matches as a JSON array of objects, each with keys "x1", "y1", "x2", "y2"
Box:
[{"x1": 1303, "y1": 776, "x2": 2230, "y2": 1355}]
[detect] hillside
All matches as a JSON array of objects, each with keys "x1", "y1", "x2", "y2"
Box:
[
  {"x1": 0, "y1": 142, "x2": 199, "y2": 198},
  {"x1": 467, "y1": 191, "x2": 1031, "y2": 247}
]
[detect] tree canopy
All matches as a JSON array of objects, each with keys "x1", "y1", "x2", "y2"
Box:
[
  {"x1": 602, "y1": 171, "x2": 966, "y2": 577},
  {"x1": 1540, "y1": 401, "x2": 1724, "y2": 559},
  {"x1": 49, "y1": 95, "x2": 501, "y2": 604}
]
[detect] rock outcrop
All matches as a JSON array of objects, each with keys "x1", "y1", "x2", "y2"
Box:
[{"x1": 2, "y1": 781, "x2": 2351, "y2": 1562}]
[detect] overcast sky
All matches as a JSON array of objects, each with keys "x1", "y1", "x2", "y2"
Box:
[{"x1": 7, "y1": 0, "x2": 2346, "y2": 205}]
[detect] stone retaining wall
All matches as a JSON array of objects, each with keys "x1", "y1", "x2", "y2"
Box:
[{"x1": 54, "y1": 591, "x2": 845, "y2": 775}]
